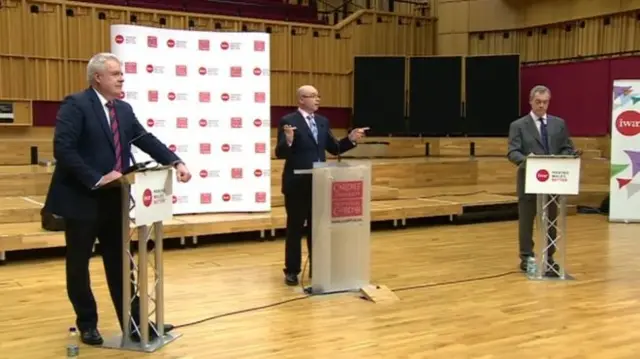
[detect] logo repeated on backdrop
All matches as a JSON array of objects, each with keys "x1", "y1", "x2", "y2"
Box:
[
  {"x1": 146, "y1": 64, "x2": 165, "y2": 74},
  {"x1": 220, "y1": 41, "x2": 241, "y2": 50},
  {"x1": 198, "y1": 66, "x2": 219, "y2": 76},
  {"x1": 112, "y1": 25, "x2": 271, "y2": 216},
  {"x1": 124, "y1": 62, "x2": 137, "y2": 73},
  {"x1": 147, "y1": 118, "x2": 167, "y2": 128}
]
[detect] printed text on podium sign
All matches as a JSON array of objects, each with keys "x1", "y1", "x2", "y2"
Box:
[{"x1": 331, "y1": 180, "x2": 363, "y2": 223}]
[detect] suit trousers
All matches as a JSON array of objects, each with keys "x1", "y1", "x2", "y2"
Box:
[
  {"x1": 283, "y1": 180, "x2": 312, "y2": 276},
  {"x1": 64, "y1": 188, "x2": 140, "y2": 332},
  {"x1": 518, "y1": 193, "x2": 558, "y2": 260}
]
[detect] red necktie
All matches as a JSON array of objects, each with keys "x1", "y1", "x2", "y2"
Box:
[{"x1": 106, "y1": 101, "x2": 122, "y2": 172}]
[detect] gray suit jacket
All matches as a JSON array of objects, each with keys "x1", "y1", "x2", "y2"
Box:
[{"x1": 507, "y1": 113, "x2": 575, "y2": 197}]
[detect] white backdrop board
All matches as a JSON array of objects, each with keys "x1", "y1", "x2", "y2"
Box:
[
  {"x1": 610, "y1": 80, "x2": 640, "y2": 222},
  {"x1": 110, "y1": 24, "x2": 271, "y2": 215}
]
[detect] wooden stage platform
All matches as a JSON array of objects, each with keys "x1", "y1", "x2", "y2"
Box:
[
  {"x1": 0, "y1": 134, "x2": 625, "y2": 357},
  {"x1": 0, "y1": 156, "x2": 610, "y2": 256},
  {"x1": 0, "y1": 214, "x2": 638, "y2": 358}
]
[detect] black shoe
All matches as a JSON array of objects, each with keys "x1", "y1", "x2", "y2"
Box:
[
  {"x1": 80, "y1": 328, "x2": 104, "y2": 345},
  {"x1": 284, "y1": 273, "x2": 298, "y2": 286},
  {"x1": 519, "y1": 256, "x2": 533, "y2": 272},
  {"x1": 129, "y1": 323, "x2": 174, "y2": 342}
]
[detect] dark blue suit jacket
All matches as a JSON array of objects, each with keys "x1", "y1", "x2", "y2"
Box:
[
  {"x1": 275, "y1": 111, "x2": 355, "y2": 195},
  {"x1": 43, "y1": 87, "x2": 181, "y2": 220}
]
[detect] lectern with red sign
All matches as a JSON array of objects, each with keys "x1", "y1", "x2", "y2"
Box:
[
  {"x1": 525, "y1": 154, "x2": 581, "y2": 281},
  {"x1": 101, "y1": 165, "x2": 181, "y2": 352},
  {"x1": 294, "y1": 161, "x2": 373, "y2": 295}
]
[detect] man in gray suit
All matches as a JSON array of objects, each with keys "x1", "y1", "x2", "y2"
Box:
[{"x1": 507, "y1": 85, "x2": 579, "y2": 274}]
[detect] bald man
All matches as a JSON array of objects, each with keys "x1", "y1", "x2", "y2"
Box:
[{"x1": 275, "y1": 85, "x2": 369, "y2": 286}]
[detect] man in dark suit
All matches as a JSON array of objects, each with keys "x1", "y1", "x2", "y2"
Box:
[
  {"x1": 275, "y1": 85, "x2": 368, "y2": 286},
  {"x1": 507, "y1": 85, "x2": 578, "y2": 275},
  {"x1": 43, "y1": 53, "x2": 192, "y2": 345}
]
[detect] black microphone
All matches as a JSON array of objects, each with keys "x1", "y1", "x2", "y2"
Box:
[{"x1": 124, "y1": 131, "x2": 153, "y2": 174}]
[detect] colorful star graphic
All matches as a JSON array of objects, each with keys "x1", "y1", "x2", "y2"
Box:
[
  {"x1": 617, "y1": 178, "x2": 631, "y2": 188},
  {"x1": 611, "y1": 164, "x2": 629, "y2": 178},
  {"x1": 628, "y1": 183, "x2": 640, "y2": 198},
  {"x1": 614, "y1": 86, "x2": 632, "y2": 98},
  {"x1": 624, "y1": 150, "x2": 640, "y2": 177}
]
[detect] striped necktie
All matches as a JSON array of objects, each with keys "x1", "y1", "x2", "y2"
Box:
[
  {"x1": 106, "y1": 101, "x2": 123, "y2": 172},
  {"x1": 307, "y1": 115, "x2": 318, "y2": 143}
]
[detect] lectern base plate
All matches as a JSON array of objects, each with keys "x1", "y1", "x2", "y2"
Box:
[
  {"x1": 526, "y1": 272, "x2": 575, "y2": 281},
  {"x1": 101, "y1": 332, "x2": 181, "y2": 352},
  {"x1": 360, "y1": 284, "x2": 399, "y2": 304}
]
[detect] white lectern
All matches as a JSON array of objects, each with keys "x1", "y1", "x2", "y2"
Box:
[
  {"x1": 101, "y1": 165, "x2": 181, "y2": 352},
  {"x1": 525, "y1": 154, "x2": 581, "y2": 281},
  {"x1": 294, "y1": 161, "x2": 373, "y2": 295}
]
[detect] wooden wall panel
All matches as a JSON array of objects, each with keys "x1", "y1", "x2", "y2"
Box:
[
  {"x1": 0, "y1": 57, "x2": 28, "y2": 99},
  {"x1": 0, "y1": 0, "x2": 25, "y2": 56},
  {"x1": 0, "y1": 1, "x2": 435, "y2": 109},
  {"x1": 468, "y1": 12, "x2": 640, "y2": 61}
]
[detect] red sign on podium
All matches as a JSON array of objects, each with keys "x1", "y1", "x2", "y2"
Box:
[{"x1": 331, "y1": 180, "x2": 364, "y2": 221}]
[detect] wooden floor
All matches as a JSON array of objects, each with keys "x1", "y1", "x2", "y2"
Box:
[{"x1": 1, "y1": 214, "x2": 639, "y2": 358}]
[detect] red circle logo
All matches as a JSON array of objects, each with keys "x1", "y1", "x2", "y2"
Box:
[
  {"x1": 615, "y1": 110, "x2": 640, "y2": 136},
  {"x1": 199, "y1": 119, "x2": 207, "y2": 127},
  {"x1": 167, "y1": 39, "x2": 175, "y2": 47},
  {"x1": 168, "y1": 92, "x2": 176, "y2": 100},
  {"x1": 146, "y1": 64, "x2": 153, "y2": 73},
  {"x1": 147, "y1": 119, "x2": 155, "y2": 127},
  {"x1": 222, "y1": 193, "x2": 231, "y2": 201},
  {"x1": 142, "y1": 189, "x2": 153, "y2": 207},
  {"x1": 119, "y1": 91, "x2": 125, "y2": 99},
  {"x1": 253, "y1": 119, "x2": 262, "y2": 127},
  {"x1": 536, "y1": 169, "x2": 550, "y2": 182},
  {"x1": 220, "y1": 41, "x2": 229, "y2": 50},
  {"x1": 199, "y1": 67, "x2": 206, "y2": 75},
  {"x1": 254, "y1": 169, "x2": 262, "y2": 177},
  {"x1": 221, "y1": 93, "x2": 230, "y2": 101},
  {"x1": 168, "y1": 144, "x2": 176, "y2": 152},
  {"x1": 115, "y1": 35, "x2": 124, "y2": 44},
  {"x1": 199, "y1": 170, "x2": 208, "y2": 178},
  {"x1": 172, "y1": 195, "x2": 177, "y2": 204},
  {"x1": 253, "y1": 68, "x2": 262, "y2": 75},
  {"x1": 221, "y1": 144, "x2": 230, "y2": 152}
]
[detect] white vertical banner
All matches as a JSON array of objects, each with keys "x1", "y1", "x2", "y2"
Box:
[
  {"x1": 609, "y1": 79, "x2": 640, "y2": 222},
  {"x1": 110, "y1": 25, "x2": 271, "y2": 216}
]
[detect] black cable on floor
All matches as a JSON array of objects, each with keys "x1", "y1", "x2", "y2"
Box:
[{"x1": 173, "y1": 268, "x2": 521, "y2": 329}]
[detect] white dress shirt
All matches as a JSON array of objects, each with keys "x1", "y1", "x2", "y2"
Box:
[{"x1": 529, "y1": 111, "x2": 547, "y2": 135}]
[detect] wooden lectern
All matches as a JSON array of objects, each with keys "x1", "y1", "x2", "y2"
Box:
[
  {"x1": 101, "y1": 164, "x2": 181, "y2": 352},
  {"x1": 295, "y1": 161, "x2": 398, "y2": 303},
  {"x1": 525, "y1": 154, "x2": 581, "y2": 281}
]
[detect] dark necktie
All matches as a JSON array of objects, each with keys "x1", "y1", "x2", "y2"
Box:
[
  {"x1": 106, "y1": 101, "x2": 122, "y2": 172},
  {"x1": 539, "y1": 118, "x2": 550, "y2": 154}
]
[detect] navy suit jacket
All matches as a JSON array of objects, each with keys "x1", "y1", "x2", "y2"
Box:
[
  {"x1": 275, "y1": 111, "x2": 355, "y2": 195},
  {"x1": 43, "y1": 87, "x2": 181, "y2": 220}
]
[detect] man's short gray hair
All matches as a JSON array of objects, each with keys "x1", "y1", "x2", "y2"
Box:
[
  {"x1": 87, "y1": 53, "x2": 120, "y2": 83},
  {"x1": 529, "y1": 85, "x2": 550, "y2": 100}
]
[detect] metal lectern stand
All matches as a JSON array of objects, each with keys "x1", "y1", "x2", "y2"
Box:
[
  {"x1": 102, "y1": 165, "x2": 181, "y2": 352},
  {"x1": 525, "y1": 154, "x2": 581, "y2": 281}
]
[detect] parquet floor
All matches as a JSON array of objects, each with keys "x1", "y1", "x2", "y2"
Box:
[{"x1": 0, "y1": 214, "x2": 638, "y2": 358}]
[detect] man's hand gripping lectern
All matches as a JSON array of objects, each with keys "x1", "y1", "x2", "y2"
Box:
[
  {"x1": 294, "y1": 161, "x2": 398, "y2": 303},
  {"x1": 525, "y1": 154, "x2": 581, "y2": 281},
  {"x1": 101, "y1": 164, "x2": 181, "y2": 352}
]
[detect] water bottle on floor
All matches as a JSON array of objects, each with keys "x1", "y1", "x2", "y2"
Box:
[
  {"x1": 66, "y1": 327, "x2": 79, "y2": 358},
  {"x1": 526, "y1": 256, "x2": 537, "y2": 277}
]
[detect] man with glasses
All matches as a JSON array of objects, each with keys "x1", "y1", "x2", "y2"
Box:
[{"x1": 275, "y1": 85, "x2": 369, "y2": 286}]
